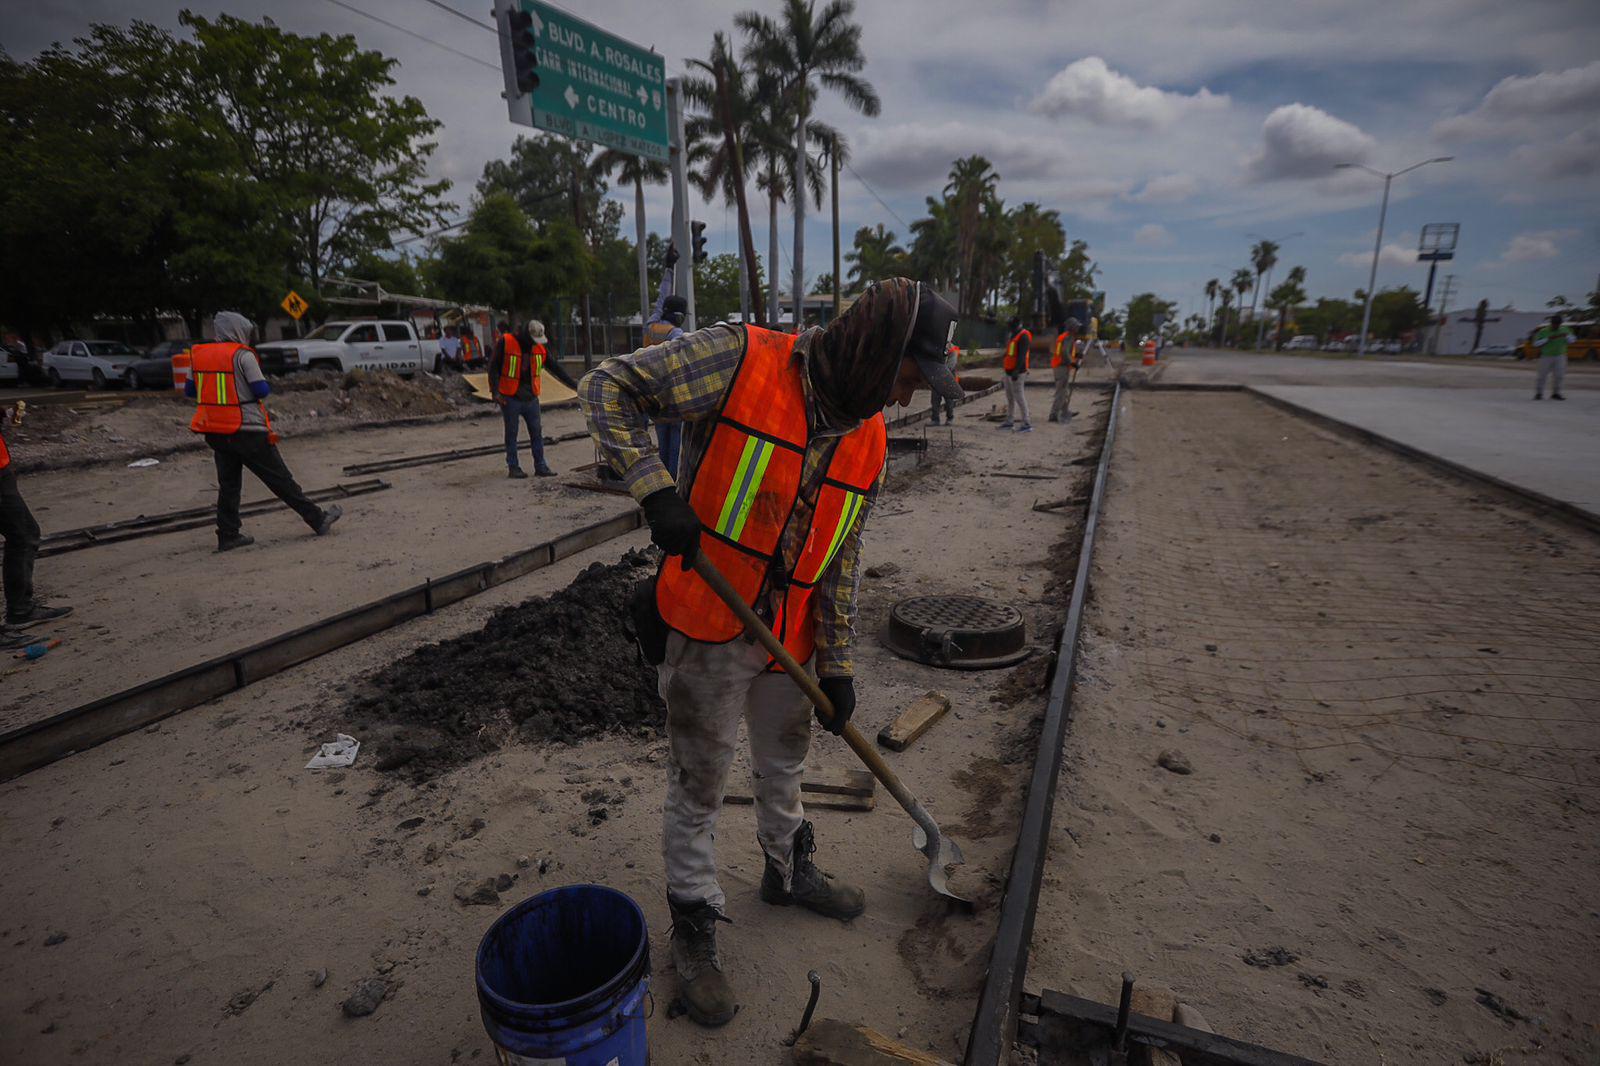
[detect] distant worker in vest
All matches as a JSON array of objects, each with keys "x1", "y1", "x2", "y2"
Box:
[
  {"x1": 1047, "y1": 316, "x2": 1082, "y2": 423},
  {"x1": 187, "y1": 312, "x2": 342, "y2": 551},
  {"x1": 579, "y1": 278, "x2": 963, "y2": 1028},
  {"x1": 460, "y1": 328, "x2": 484, "y2": 369},
  {"x1": 1, "y1": 402, "x2": 72, "y2": 645},
  {"x1": 1000, "y1": 316, "x2": 1033, "y2": 432},
  {"x1": 1531, "y1": 314, "x2": 1574, "y2": 401},
  {"x1": 929, "y1": 339, "x2": 960, "y2": 425},
  {"x1": 643, "y1": 243, "x2": 688, "y2": 475},
  {"x1": 489, "y1": 319, "x2": 578, "y2": 479}
]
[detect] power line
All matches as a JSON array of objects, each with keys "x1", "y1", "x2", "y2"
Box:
[
  {"x1": 841, "y1": 159, "x2": 911, "y2": 233},
  {"x1": 322, "y1": 0, "x2": 500, "y2": 72},
  {"x1": 417, "y1": 0, "x2": 498, "y2": 34}
]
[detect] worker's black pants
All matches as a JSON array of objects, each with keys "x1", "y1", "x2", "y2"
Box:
[
  {"x1": 205, "y1": 433, "x2": 324, "y2": 539},
  {"x1": 0, "y1": 469, "x2": 41, "y2": 618}
]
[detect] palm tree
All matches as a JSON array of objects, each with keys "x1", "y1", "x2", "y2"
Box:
[
  {"x1": 1249, "y1": 239, "x2": 1279, "y2": 347},
  {"x1": 845, "y1": 223, "x2": 904, "y2": 292},
  {"x1": 944, "y1": 155, "x2": 1000, "y2": 316},
  {"x1": 739, "y1": 0, "x2": 880, "y2": 332},
  {"x1": 1229, "y1": 268, "x2": 1254, "y2": 345},
  {"x1": 1268, "y1": 265, "x2": 1307, "y2": 349},
  {"x1": 683, "y1": 32, "x2": 763, "y2": 323},
  {"x1": 1203, "y1": 277, "x2": 1220, "y2": 343},
  {"x1": 1217, "y1": 288, "x2": 1235, "y2": 345},
  {"x1": 908, "y1": 195, "x2": 957, "y2": 291},
  {"x1": 591, "y1": 148, "x2": 669, "y2": 325}
]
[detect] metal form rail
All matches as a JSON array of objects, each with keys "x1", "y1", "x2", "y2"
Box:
[
  {"x1": 0, "y1": 508, "x2": 645, "y2": 783},
  {"x1": 341, "y1": 431, "x2": 591, "y2": 476},
  {"x1": 38, "y1": 479, "x2": 392, "y2": 557},
  {"x1": 964, "y1": 381, "x2": 1121, "y2": 1066}
]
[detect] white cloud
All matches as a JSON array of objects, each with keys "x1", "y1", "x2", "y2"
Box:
[
  {"x1": 1133, "y1": 223, "x2": 1173, "y2": 247},
  {"x1": 1129, "y1": 173, "x2": 1198, "y2": 204},
  {"x1": 1248, "y1": 104, "x2": 1376, "y2": 181},
  {"x1": 1435, "y1": 61, "x2": 1600, "y2": 140},
  {"x1": 1509, "y1": 123, "x2": 1600, "y2": 179},
  {"x1": 1500, "y1": 228, "x2": 1577, "y2": 263},
  {"x1": 1337, "y1": 243, "x2": 1415, "y2": 269},
  {"x1": 1028, "y1": 56, "x2": 1227, "y2": 128}
]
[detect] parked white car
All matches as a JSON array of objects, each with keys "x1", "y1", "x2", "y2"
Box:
[
  {"x1": 256, "y1": 320, "x2": 442, "y2": 377},
  {"x1": 0, "y1": 349, "x2": 19, "y2": 385},
  {"x1": 1283, "y1": 335, "x2": 1318, "y2": 351},
  {"x1": 42, "y1": 339, "x2": 144, "y2": 388}
]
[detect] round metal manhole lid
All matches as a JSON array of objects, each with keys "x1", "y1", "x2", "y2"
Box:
[{"x1": 882, "y1": 595, "x2": 1029, "y2": 670}]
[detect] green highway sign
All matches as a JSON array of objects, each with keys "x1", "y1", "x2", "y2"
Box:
[{"x1": 494, "y1": 0, "x2": 668, "y2": 161}]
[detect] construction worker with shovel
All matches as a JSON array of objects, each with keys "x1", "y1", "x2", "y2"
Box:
[
  {"x1": 580, "y1": 278, "x2": 963, "y2": 1028},
  {"x1": 1047, "y1": 316, "x2": 1082, "y2": 423}
]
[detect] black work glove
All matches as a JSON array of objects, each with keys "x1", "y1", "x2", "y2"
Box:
[
  {"x1": 816, "y1": 676, "x2": 855, "y2": 736},
  {"x1": 641, "y1": 487, "x2": 700, "y2": 566},
  {"x1": 663, "y1": 243, "x2": 680, "y2": 269}
]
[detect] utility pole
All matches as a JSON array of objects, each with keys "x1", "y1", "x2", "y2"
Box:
[
  {"x1": 831, "y1": 134, "x2": 842, "y2": 322},
  {"x1": 666, "y1": 78, "x2": 696, "y2": 331},
  {"x1": 634, "y1": 174, "x2": 650, "y2": 336},
  {"x1": 570, "y1": 157, "x2": 595, "y2": 370},
  {"x1": 1431, "y1": 273, "x2": 1456, "y2": 355},
  {"x1": 1335, "y1": 156, "x2": 1452, "y2": 357}
]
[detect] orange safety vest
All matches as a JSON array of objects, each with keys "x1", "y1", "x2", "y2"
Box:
[
  {"x1": 189, "y1": 343, "x2": 273, "y2": 436},
  {"x1": 643, "y1": 320, "x2": 677, "y2": 347},
  {"x1": 1051, "y1": 332, "x2": 1077, "y2": 369},
  {"x1": 1004, "y1": 330, "x2": 1032, "y2": 373},
  {"x1": 497, "y1": 334, "x2": 545, "y2": 397},
  {"x1": 656, "y1": 326, "x2": 887, "y2": 668},
  {"x1": 0, "y1": 428, "x2": 10, "y2": 472},
  {"x1": 461, "y1": 334, "x2": 481, "y2": 364}
]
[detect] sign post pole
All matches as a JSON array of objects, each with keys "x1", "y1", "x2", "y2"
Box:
[{"x1": 666, "y1": 78, "x2": 695, "y2": 331}]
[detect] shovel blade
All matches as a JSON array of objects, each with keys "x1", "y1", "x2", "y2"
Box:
[{"x1": 913, "y1": 824, "x2": 973, "y2": 908}]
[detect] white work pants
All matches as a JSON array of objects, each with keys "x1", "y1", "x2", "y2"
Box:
[
  {"x1": 657, "y1": 631, "x2": 813, "y2": 910},
  {"x1": 1002, "y1": 373, "x2": 1031, "y2": 426},
  {"x1": 1536, "y1": 353, "x2": 1566, "y2": 396},
  {"x1": 1049, "y1": 365, "x2": 1074, "y2": 420}
]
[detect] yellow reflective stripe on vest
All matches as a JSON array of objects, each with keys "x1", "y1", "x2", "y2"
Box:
[
  {"x1": 715, "y1": 436, "x2": 776, "y2": 541},
  {"x1": 507, "y1": 353, "x2": 520, "y2": 379},
  {"x1": 817, "y1": 489, "x2": 866, "y2": 577}
]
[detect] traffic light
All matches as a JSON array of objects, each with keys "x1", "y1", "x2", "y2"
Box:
[
  {"x1": 691, "y1": 220, "x2": 708, "y2": 264},
  {"x1": 508, "y1": 10, "x2": 539, "y2": 95}
]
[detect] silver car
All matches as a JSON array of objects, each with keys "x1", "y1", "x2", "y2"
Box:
[{"x1": 42, "y1": 339, "x2": 143, "y2": 388}]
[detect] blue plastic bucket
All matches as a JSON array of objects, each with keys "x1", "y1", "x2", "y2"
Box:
[{"x1": 476, "y1": 884, "x2": 651, "y2": 1066}]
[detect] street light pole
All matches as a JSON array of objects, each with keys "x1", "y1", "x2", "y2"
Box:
[{"x1": 1335, "y1": 157, "x2": 1451, "y2": 357}]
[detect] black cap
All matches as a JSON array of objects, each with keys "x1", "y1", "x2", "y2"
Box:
[{"x1": 906, "y1": 284, "x2": 964, "y2": 403}]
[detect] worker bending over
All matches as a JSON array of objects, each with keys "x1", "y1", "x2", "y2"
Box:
[
  {"x1": 999, "y1": 317, "x2": 1033, "y2": 431},
  {"x1": 580, "y1": 278, "x2": 962, "y2": 1028},
  {"x1": 489, "y1": 320, "x2": 577, "y2": 479},
  {"x1": 188, "y1": 312, "x2": 341, "y2": 550}
]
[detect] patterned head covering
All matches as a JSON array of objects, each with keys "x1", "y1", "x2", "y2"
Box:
[{"x1": 807, "y1": 277, "x2": 921, "y2": 425}]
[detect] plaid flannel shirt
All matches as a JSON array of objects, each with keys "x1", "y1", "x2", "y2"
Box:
[{"x1": 579, "y1": 323, "x2": 881, "y2": 678}]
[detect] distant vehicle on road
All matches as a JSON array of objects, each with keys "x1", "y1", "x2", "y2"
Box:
[
  {"x1": 42, "y1": 339, "x2": 143, "y2": 388},
  {"x1": 122, "y1": 338, "x2": 193, "y2": 389},
  {"x1": 1283, "y1": 335, "x2": 1318, "y2": 351},
  {"x1": 1474, "y1": 343, "x2": 1517, "y2": 357},
  {"x1": 256, "y1": 319, "x2": 442, "y2": 377},
  {"x1": 0, "y1": 348, "x2": 19, "y2": 385},
  {"x1": 1377, "y1": 340, "x2": 1402, "y2": 354}
]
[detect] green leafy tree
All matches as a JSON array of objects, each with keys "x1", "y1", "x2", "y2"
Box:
[
  {"x1": 739, "y1": 0, "x2": 879, "y2": 331},
  {"x1": 1098, "y1": 309, "x2": 1123, "y2": 342},
  {"x1": 1059, "y1": 239, "x2": 1099, "y2": 300},
  {"x1": 693, "y1": 253, "x2": 757, "y2": 324},
  {"x1": 1004, "y1": 203, "x2": 1066, "y2": 319},
  {"x1": 907, "y1": 196, "x2": 957, "y2": 291},
  {"x1": 433, "y1": 192, "x2": 590, "y2": 321},
  {"x1": 1125, "y1": 292, "x2": 1178, "y2": 343},
  {"x1": 943, "y1": 155, "x2": 1000, "y2": 315},
  {"x1": 1227, "y1": 268, "x2": 1254, "y2": 344},
  {"x1": 591, "y1": 148, "x2": 667, "y2": 323},
  {"x1": 845, "y1": 224, "x2": 905, "y2": 292},
  {"x1": 1266, "y1": 265, "x2": 1308, "y2": 349},
  {"x1": 1296, "y1": 297, "x2": 1361, "y2": 342},
  {"x1": 1368, "y1": 286, "x2": 1430, "y2": 340},
  {"x1": 1247, "y1": 239, "x2": 1278, "y2": 344}
]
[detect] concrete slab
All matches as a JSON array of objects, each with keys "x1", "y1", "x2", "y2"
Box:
[
  {"x1": 1254, "y1": 384, "x2": 1600, "y2": 520},
  {"x1": 1161, "y1": 348, "x2": 1598, "y2": 390}
]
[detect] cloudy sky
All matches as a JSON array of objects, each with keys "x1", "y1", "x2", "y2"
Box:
[{"x1": 9, "y1": 0, "x2": 1599, "y2": 318}]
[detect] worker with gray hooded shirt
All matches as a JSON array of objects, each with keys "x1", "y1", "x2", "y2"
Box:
[{"x1": 187, "y1": 311, "x2": 341, "y2": 550}]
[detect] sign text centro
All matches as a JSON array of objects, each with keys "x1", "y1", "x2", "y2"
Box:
[{"x1": 498, "y1": 0, "x2": 668, "y2": 161}]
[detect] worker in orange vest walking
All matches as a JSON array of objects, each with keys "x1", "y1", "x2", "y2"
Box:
[
  {"x1": 580, "y1": 278, "x2": 963, "y2": 1028},
  {"x1": 1047, "y1": 316, "x2": 1082, "y2": 423},
  {"x1": 187, "y1": 312, "x2": 341, "y2": 551},
  {"x1": 1, "y1": 402, "x2": 72, "y2": 644},
  {"x1": 489, "y1": 319, "x2": 578, "y2": 479},
  {"x1": 1000, "y1": 317, "x2": 1033, "y2": 432}
]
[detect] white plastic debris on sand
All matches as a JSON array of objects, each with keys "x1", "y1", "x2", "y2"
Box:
[{"x1": 306, "y1": 733, "x2": 360, "y2": 769}]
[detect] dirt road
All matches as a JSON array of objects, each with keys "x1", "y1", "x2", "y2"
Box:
[
  {"x1": 1024, "y1": 391, "x2": 1600, "y2": 1064},
  {"x1": 0, "y1": 389, "x2": 1108, "y2": 1064}
]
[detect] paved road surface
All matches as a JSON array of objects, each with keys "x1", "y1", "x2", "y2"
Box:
[{"x1": 1161, "y1": 348, "x2": 1599, "y2": 521}]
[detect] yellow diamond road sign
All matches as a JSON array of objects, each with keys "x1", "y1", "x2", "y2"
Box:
[{"x1": 281, "y1": 290, "x2": 309, "y2": 320}]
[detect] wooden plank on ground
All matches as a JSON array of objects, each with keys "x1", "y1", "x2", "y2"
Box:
[
  {"x1": 1129, "y1": 984, "x2": 1181, "y2": 1066},
  {"x1": 794, "y1": 1019, "x2": 953, "y2": 1066},
  {"x1": 724, "y1": 769, "x2": 875, "y2": 811},
  {"x1": 877, "y1": 692, "x2": 952, "y2": 752}
]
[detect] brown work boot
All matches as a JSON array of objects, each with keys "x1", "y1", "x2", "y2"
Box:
[
  {"x1": 667, "y1": 896, "x2": 737, "y2": 1027},
  {"x1": 760, "y1": 820, "x2": 866, "y2": 921}
]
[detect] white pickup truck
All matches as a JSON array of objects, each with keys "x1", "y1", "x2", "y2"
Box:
[{"x1": 256, "y1": 320, "x2": 442, "y2": 376}]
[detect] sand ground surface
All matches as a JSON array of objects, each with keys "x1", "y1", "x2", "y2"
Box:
[
  {"x1": 0, "y1": 388, "x2": 1109, "y2": 1064},
  {"x1": 1023, "y1": 390, "x2": 1599, "y2": 1065}
]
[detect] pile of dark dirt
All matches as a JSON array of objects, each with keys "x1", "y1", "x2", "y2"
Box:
[{"x1": 347, "y1": 550, "x2": 665, "y2": 781}]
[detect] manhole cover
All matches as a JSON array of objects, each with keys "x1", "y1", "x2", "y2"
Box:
[{"x1": 882, "y1": 595, "x2": 1029, "y2": 670}]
